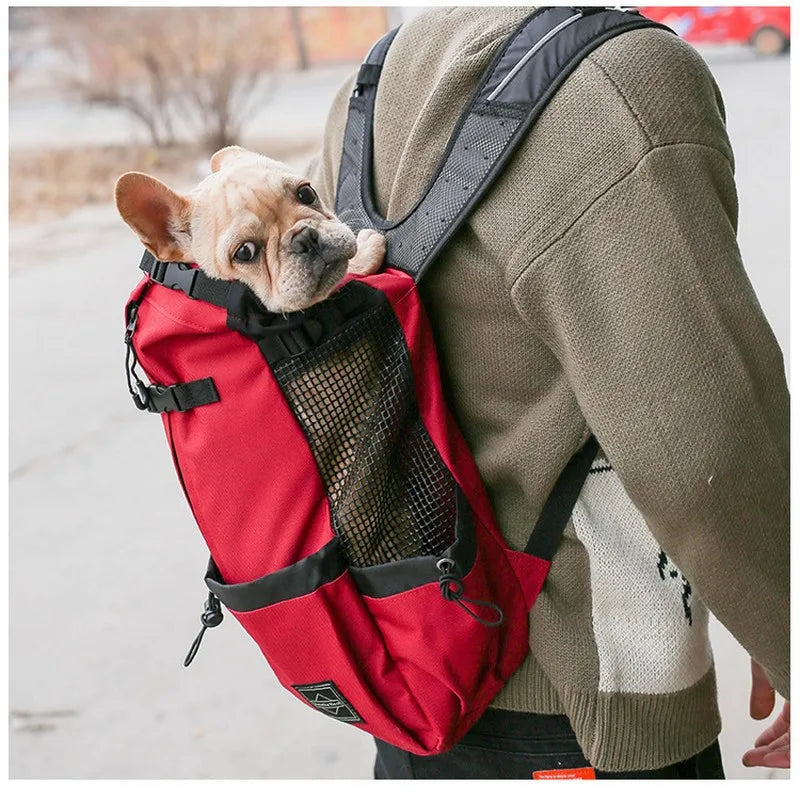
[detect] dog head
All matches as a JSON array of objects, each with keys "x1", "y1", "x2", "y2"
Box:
[{"x1": 114, "y1": 145, "x2": 357, "y2": 312}]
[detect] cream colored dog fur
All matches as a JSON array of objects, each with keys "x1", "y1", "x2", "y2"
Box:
[{"x1": 115, "y1": 145, "x2": 385, "y2": 312}]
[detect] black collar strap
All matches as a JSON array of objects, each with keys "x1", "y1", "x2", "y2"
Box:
[{"x1": 139, "y1": 250, "x2": 234, "y2": 309}]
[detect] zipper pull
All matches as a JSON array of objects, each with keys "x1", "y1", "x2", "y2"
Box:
[{"x1": 183, "y1": 593, "x2": 224, "y2": 667}]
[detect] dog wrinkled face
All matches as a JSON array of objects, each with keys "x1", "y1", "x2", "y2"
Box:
[
  {"x1": 115, "y1": 145, "x2": 357, "y2": 313},
  {"x1": 194, "y1": 147, "x2": 357, "y2": 311}
]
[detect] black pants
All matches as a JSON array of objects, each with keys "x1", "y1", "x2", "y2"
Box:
[{"x1": 374, "y1": 708, "x2": 725, "y2": 779}]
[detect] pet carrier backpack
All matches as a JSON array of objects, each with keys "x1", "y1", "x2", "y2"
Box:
[{"x1": 123, "y1": 7, "x2": 670, "y2": 755}]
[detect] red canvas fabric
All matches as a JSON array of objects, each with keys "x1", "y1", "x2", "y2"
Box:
[{"x1": 128, "y1": 267, "x2": 551, "y2": 754}]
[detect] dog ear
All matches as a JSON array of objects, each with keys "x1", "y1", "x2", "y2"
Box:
[
  {"x1": 115, "y1": 172, "x2": 192, "y2": 262},
  {"x1": 210, "y1": 145, "x2": 253, "y2": 173}
]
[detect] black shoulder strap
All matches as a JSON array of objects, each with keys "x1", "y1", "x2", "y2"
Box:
[
  {"x1": 524, "y1": 435, "x2": 599, "y2": 561},
  {"x1": 335, "y1": 6, "x2": 673, "y2": 282}
]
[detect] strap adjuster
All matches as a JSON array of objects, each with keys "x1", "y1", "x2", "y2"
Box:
[
  {"x1": 146, "y1": 383, "x2": 182, "y2": 413},
  {"x1": 150, "y1": 261, "x2": 199, "y2": 298},
  {"x1": 140, "y1": 378, "x2": 220, "y2": 413},
  {"x1": 356, "y1": 63, "x2": 382, "y2": 89}
]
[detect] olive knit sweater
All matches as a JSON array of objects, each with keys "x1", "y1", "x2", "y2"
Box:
[{"x1": 309, "y1": 6, "x2": 790, "y2": 771}]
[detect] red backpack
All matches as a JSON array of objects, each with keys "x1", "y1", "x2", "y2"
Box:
[{"x1": 123, "y1": 7, "x2": 668, "y2": 755}]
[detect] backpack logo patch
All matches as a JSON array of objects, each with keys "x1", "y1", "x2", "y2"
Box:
[{"x1": 293, "y1": 681, "x2": 363, "y2": 723}]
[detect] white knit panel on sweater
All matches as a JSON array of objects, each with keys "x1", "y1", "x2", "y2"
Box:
[{"x1": 571, "y1": 457, "x2": 713, "y2": 694}]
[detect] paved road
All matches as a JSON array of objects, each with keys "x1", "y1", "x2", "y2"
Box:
[{"x1": 9, "y1": 44, "x2": 789, "y2": 779}]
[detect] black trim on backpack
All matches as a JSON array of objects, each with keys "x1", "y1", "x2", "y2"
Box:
[
  {"x1": 224, "y1": 279, "x2": 384, "y2": 364},
  {"x1": 204, "y1": 486, "x2": 478, "y2": 611},
  {"x1": 205, "y1": 539, "x2": 349, "y2": 612},
  {"x1": 350, "y1": 486, "x2": 477, "y2": 598},
  {"x1": 137, "y1": 247, "x2": 386, "y2": 364},
  {"x1": 334, "y1": 6, "x2": 674, "y2": 282}
]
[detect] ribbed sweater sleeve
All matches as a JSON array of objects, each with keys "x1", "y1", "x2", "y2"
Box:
[{"x1": 508, "y1": 141, "x2": 790, "y2": 699}]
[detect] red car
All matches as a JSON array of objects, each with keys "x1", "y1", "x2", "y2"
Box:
[{"x1": 637, "y1": 6, "x2": 790, "y2": 55}]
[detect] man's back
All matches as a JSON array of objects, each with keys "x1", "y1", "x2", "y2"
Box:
[{"x1": 310, "y1": 6, "x2": 789, "y2": 772}]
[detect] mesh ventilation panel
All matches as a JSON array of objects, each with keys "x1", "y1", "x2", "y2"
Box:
[
  {"x1": 272, "y1": 297, "x2": 457, "y2": 567},
  {"x1": 337, "y1": 106, "x2": 521, "y2": 277}
]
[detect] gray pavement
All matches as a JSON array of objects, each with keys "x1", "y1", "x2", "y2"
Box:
[{"x1": 9, "y1": 44, "x2": 789, "y2": 779}]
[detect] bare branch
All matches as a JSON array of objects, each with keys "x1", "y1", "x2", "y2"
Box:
[{"x1": 37, "y1": 7, "x2": 283, "y2": 150}]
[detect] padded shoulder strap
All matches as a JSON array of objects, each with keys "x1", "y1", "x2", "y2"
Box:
[{"x1": 335, "y1": 6, "x2": 674, "y2": 282}]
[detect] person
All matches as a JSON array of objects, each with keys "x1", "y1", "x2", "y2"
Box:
[{"x1": 308, "y1": 6, "x2": 789, "y2": 779}]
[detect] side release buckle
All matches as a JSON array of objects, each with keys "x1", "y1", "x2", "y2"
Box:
[
  {"x1": 150, "y1": 261, "x2": 199, "y2": 298},
  {"x1": 145, "y1": 384, "x2": 182, "y2": 413}
]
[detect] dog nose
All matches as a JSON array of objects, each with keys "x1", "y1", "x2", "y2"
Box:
[{"x1": 290, "y1": 226, "x2": 320, "y2": 254}]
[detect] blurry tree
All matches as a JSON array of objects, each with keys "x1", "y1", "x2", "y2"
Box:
[
  {"x1": 9, "y1": 7, "x2": 44, "y2": 86},
  {"x1": 37, "y1": 7, "x2": 282, "y2": 150},
  {"x1": 288, "y1": 7, "x2": 310, "y2": 71}
]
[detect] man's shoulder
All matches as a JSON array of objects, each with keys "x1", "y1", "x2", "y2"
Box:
[
  {"x1": 581, "y1": 25, "x2": 731, "y2": 157},
  {"x1": 395, "y1": 9, "x2": 730, "y2": 156}
]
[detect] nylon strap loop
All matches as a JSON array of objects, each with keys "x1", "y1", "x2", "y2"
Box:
[{"x1": 356, "y1": 63, "x2": 383, "y2": 89}]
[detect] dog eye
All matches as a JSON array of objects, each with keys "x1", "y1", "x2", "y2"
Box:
[
  {"x1": 233, "y1": 241, "x2": 260, "y2": 262},
  {"x1": 297, "y1": 185, "x2": 317, "y2": 205}
]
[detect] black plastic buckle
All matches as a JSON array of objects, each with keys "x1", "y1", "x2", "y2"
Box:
[
  {"x1": 131, "y1": 380, "x2": 151, "y2": 411},
  {"x1": 150, "y1": 261, "x2": 198, "y2": 298},
  {"x1": 146, "y1": 383, "x2": 182, "y2": 413}
]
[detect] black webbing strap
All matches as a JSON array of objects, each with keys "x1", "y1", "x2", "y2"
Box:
[
  {"x1": 335, "y1": 7, "x2": 674, "y2": 282},
  {"x1": 143, "y1": 378, "x2": 220, "y2": 414},
  {"x1": 223, "y1": 273, "x2": 382, "y2": 365},
  {"x1": 355, "y1": 26, "x2": 400, "y2": 93},
  {"x1": 139, "y1": 250, "x2": 233, "y2": 309},
  {"x1": 124, "y1": 284, "x2": 221, "y2": 415},
  {"x1": 524, "y1": 435, "x2": 599, "y2": 561}
]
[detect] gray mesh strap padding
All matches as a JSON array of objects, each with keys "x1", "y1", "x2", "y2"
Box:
[{"x1": 335, "y1": 6, "x2": 673, "y2": 283}]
